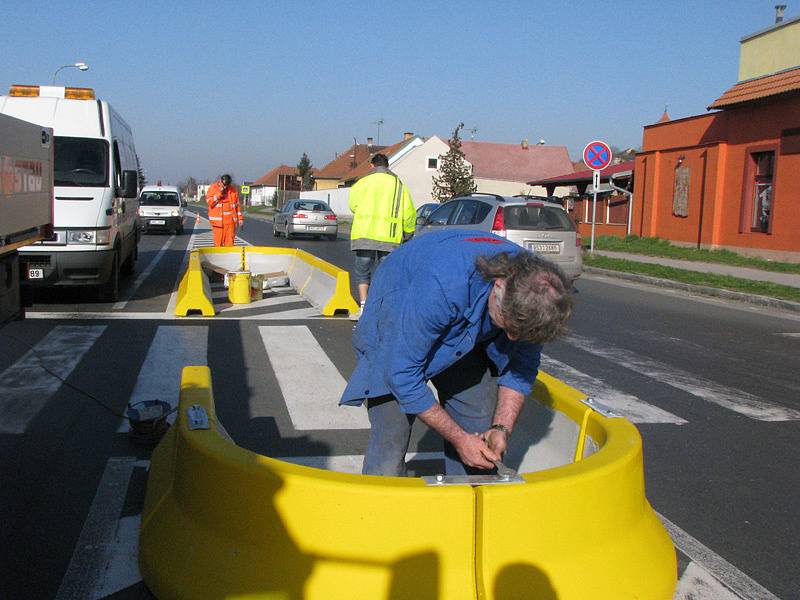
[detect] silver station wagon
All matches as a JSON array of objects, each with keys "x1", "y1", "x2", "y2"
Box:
[
  {"x1": 273, "y1": 199, "x2": 338, "y2": 241},
  {"x1": 415, "y1": 193, "x2": 582, "y2": 279}
]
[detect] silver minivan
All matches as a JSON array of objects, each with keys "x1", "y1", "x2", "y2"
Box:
[{"x1": 416, "y1": 193, "x2": 582, "y2": 279}]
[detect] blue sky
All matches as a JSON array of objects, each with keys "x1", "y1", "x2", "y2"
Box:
[{"x1": 2, "y1": 1, "x2": 793, "y2": 184}]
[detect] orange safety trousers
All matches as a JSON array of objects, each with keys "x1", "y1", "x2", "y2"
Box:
[{"x1": 212, "y1": 219, "x2": 237, "y2": 246}]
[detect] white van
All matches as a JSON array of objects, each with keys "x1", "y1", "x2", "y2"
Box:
[
  {"x1": 0, "y1": 85, "x2": 140, "y2": 301},
  {"x1": 138, "y1": 184, "x2": 185, "y2": 234}
]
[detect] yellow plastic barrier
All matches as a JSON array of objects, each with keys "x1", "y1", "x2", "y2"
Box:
[
  {"x1": 175, "y1": 247, "x2": 360, "y2": 317},
  {"x1": 174, "y1": 251, "x2": 215, "y2": 317},
  {"x1": 140, "y1": 368, "x2": 676, "y2": 599},
  {"x1": 139, "y1": 366, "x2": 477, "y2": 600},
  {"x1": 476, "y1": 372, "x2": 677, "y2": 599}
]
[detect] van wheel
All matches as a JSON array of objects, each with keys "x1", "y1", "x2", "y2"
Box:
[
  {"x1": 176, "y1": 224, "x2": 185, "y2": 235},
  {"x1": 98, "y1": 250, "x2": 120, "y2": 302},
  {"x1": 273, "y1": 223, "x2": 281, "y2": 237}
]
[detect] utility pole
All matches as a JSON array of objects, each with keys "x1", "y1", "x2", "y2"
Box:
[
  {"x1": 466, "y1": 127, "x2": 478, "y2": 140},
  {"x1": 374, "y1": 118, "x2": 384, "y2": 146}
]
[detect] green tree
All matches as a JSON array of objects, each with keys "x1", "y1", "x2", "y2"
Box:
[
  {"x1": 432, "y1": 122, "x2": 476, "y2": 202},
  {"x1": 297, "y1": 152, "x2": 314, "y2": 190},
  {"x1": 135, "y1": 152, "x2": 147, "y2": 187}
]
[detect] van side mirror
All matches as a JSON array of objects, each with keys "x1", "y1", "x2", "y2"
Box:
[
  {"x1": 121, "y1": 170, "x2": 138, "y2": 198},
  {"x1": 416, "y1": 216, "x2": 428, "y2": 226}
]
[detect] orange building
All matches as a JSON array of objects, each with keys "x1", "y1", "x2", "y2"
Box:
[{"x1": 633, "y1": 14, "x2": 800, "y2": 262}]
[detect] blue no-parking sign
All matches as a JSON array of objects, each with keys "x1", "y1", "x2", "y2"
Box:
[
  {"x1": 583, "y1": 140, "x2": 613, "y2": 171},
  {"x1": 582, "y1": 140, "x2": 612, "y2": 253}
]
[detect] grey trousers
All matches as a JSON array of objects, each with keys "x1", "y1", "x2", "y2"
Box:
[{"x1": 362, "y1": 344, "x2": 497, "y2": 476}]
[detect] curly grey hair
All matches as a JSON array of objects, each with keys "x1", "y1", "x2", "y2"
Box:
[{"x1": 476, "y1": 251, "x2": 573, "y2": 343}]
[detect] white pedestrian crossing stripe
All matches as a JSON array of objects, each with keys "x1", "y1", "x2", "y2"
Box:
[
  {"x1": 540, "y1": 354, "x2": 687, "y2": 424},
  {"x1": 191, "y1": 230, "x2": 248, "y2": 248},
  {"x1": 0, "y1": 325, "x2": 106, "y2": 434},
  {"x1": 563, "y1": 333, "x2": 800, "y2": 422},
  {"x1": 117, "y1": 326, "x2": 208, "y2": 432},
  {"x1": 259, "y1": 325, "x2": 370, "y2": 430}
]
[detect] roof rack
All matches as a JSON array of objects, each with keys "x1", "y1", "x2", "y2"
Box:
[{"x1": 456, "y1": 192, "x2": 506, "y2": 202}]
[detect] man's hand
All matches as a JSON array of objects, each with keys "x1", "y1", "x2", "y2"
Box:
[
  {"x1": 453, "y1": 432, "x2": 499, "y2": 469},
  {"x1": 483, "y1": 428, "x2": 508, "y2": 456}
]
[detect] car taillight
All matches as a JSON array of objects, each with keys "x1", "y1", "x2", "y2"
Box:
[
  {"x1": 292, "y1": 213, "x2": 307, "y2": 218},
  {"x1": 324, "y1": 214, "x2": 337, "y2": 220},
  {"x1": 491, "y1": 207, "x2": 506, "y2": 237},
  {"x1": 576, "y1": 231, "x2": 582, "y2": 247}
]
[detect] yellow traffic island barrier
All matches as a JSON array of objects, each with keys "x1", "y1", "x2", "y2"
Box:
[
  {"x1": 140, "y1": 367, "x2": 676, "y2": 599},
  {"x1": 174, "y1": 246, "x2": 359, "y2": 317}
]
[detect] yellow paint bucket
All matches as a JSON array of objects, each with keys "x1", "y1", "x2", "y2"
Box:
[{"x1": 227, "y1": 271, "x2": 251, "y2": 304}]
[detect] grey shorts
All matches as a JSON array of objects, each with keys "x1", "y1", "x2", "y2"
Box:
[{"x1": 353, "y1": 249, "x2": 390, "y2": 284}]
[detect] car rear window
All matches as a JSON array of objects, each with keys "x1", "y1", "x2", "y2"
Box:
[
  {"x1": 295, "y1": 201, "x2": 330, "y2": 211},
  {"x1": 504, "y1": 205, "x2": 575, "y2": 231}
]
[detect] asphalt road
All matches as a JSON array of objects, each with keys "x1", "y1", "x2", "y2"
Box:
[{"x1": 0, "y1": 209, "x2": 797, "y2": 599}]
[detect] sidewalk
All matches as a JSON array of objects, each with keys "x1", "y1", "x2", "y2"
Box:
[
  {"x1": 585, "y1": 251, "x2": 800, "y2": 313},
  {"x1": 594, "y1": 251, "x2": 800, "y2": 290}
]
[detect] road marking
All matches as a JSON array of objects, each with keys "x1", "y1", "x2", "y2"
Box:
[
  {"x1": 55, "y1": 457, "x2": 136, "y2": 600},
  {"x1": 660, "y1": 513, "x2": 781, "y2": 600},
  {"x1": 564, "y1": 333, "x2": 800, "y2": 421},
  {"x1": 117, "y1": 325, "x2": 208, "y2": 432},
  {"x1": 0, "y1": 325, "x2": 106, "y2": 434},
  {"x1": 259, "y1": 325, "x2": 370, "y2": 430},
  {"x1": 112, "y1": 234, "x2": 175, "y2": 310},
  {"x1": 277, "y1": 451, "x2": 444, "y2": 473},
  {"x1": 674, "y1": 562, "x2": 741, "y2": 599},
  {"x1": 775, "y1": 332, "x2": 800, "y2": 338},
  {"x1": 540, "y1": 355, "x2": 687, "y2": 424},
  {"x1": 25, "y1": 310, "x2": 326, "y2": 321}
]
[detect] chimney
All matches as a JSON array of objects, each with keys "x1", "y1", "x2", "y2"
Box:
[
  {"x1": 521, "y1": 139, "x2": 529, "y2": 150},
  {"x1": 367, "y1": 137, "x2": 373, "y2": 147},
  {"x1": 776, "y1": 4, "x2": 786, "y2": 23},
  {"x1": 404, "y1": 131, "x2": 414, "y2": 140}
]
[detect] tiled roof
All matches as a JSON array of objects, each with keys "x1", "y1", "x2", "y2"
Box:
[
  {"x1": 315, "y1": 144, "x2": 386, "y2": 179},
  {"x1": 341, "y1": 138, "x2": 414, "y2": 182},
  {"x1": 527, "y1": 160, "x2": 635, "y2": 185},
  {"x1": 458, "y1": 141, "x2": 573, "y2": 182},
  {"x1": 708, "y1": 66, "x2": 800, "y2": 109},
  {"x1": 253, "y1": 165, "x2": 316, "y2": 186}
]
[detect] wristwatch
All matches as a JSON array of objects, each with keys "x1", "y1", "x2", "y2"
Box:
[{"x1": 490, "y1": 423, "x2": 511, "y2": 436}]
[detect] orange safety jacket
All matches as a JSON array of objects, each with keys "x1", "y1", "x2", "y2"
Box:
[{"x1": 207, "y1": 182, "x2": 243, "y2": 227}]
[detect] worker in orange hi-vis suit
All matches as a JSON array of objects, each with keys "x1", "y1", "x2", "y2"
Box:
[{"x1": 206, "y1": 174, "x2": 244, "y2": 246}]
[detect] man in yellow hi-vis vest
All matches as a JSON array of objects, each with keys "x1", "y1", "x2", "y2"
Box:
[{"x1": 348, "y1": 153, "x2": 416, "y2": 320}]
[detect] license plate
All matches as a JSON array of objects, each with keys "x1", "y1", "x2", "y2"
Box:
[
  {"x1": 150, "y1": 219, "x2": 166, "y2": 225},
  {"x1": 28, "y1": 268, "x2": 44, "y2": 279},
  {"x1": 531, "y1": 243, "x2": 560, "y2": 254},
  {"x1": 308, "y1": 226, "x2": 325, "y2": 231}
]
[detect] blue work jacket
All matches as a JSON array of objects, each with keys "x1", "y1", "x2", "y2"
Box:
[{"x1": 340, "y1": 229, "x2": 542, "y2": 414}]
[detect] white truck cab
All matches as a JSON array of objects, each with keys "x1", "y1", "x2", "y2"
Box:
[{"x1": 0, "y1": 85, "x2": 140, "y2": 301}]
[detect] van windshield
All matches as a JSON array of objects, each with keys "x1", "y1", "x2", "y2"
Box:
[
  {"x1": 54, "y1": 137, "x2": 108, "y2": 187},
  {"x1": 140, "y1": 192, "x2": 180, "y2": 206}
]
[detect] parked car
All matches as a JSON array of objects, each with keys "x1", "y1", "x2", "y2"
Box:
[
  {"x1": 138, "y1": 185, "x2": 185, "y2": 234},
  {"x1": 415, "y1": 193, "x2": 582, "y2": 279},
  {"x1": 273, "y1": 199, "x2": 338, "y2": 241},
  {"x1": 414, "y1": 202, "x2": 439, "y2": 232}
]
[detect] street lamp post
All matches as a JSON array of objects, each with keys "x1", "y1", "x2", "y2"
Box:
[{"x1": 52, "y1": 62, "x2": 89, "y2": 85}]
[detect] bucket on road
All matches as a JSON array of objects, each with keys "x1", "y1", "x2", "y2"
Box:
[{"x1": 228, "y1": 271, "x2": 251, "y2": 304}]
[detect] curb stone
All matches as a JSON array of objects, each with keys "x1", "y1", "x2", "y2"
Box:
[{"x1": 584, "y1": 266, "x2": 800, "y2": 314}]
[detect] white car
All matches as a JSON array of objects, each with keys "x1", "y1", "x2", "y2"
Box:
[{"x1": 138, "y1": 185, "x2": 185, "y2": 234}]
